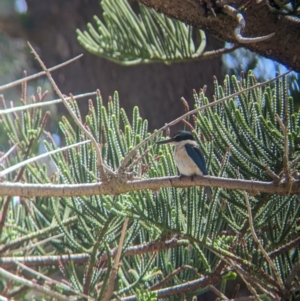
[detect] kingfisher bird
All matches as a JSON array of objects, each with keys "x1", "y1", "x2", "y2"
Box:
[{"x1": 157, "y1": 130, "x2": 212, "y2": 199}]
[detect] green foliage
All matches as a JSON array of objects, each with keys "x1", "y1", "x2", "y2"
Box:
[
  {"x1": 76, "y1": 0, "x2": 206, "y2": 65},
  {"x1": 0, "y1": 72, "x2": 300, "y2": 300}
]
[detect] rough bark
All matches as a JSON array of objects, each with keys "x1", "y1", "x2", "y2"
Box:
[
  {"x1": 0, "y1": 0, "x2": 224, "y2": 130},
  {"x1": 135, "y1": 0, "x2": 300, "y2": 72}
]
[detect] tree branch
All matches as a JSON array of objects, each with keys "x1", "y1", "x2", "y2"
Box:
[
  {"x1": 0, "y1": 237, "x2": 188, "y2": 268},
  {"x1": 0, "y1": 91, "x2": 97, "y2": 115},
  {"x1": 27, "y1": 42, "x2": 111, "y2": 181},
  {"x1": 0, "y1": 175, "x2": 299, "y2": 197},
  {"x1": 244, "y1": 192, "x2": 285, "y2": 292},
  {"x1": 221, "y1": 4, "x2": 275, "y2": 44},
  {"x1": 135, "y1": 0, "x2": 300, "y2": 71},
  {"x1": 0, "y1": 54, "x2": 83, "y2": 92},
  {"x1": 102, "y1": 218, "x2": 128, "y2": 301},
  {"x1": 13, "y1": 261, "x2": 95, "y2": 301},
  {"x1": 119, "y1": 69, "x2": 291, "y2": 173},
  {"x1": 117, "y1": 261, "x2": 225, "y2": 300},
  {"x1": 0, "y1": 267, "x2": 71, "y2": 301}
]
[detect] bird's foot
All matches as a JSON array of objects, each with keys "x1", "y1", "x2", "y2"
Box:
[{"x1": 179, "y1": 174, "x2": 196, "y2": 181}]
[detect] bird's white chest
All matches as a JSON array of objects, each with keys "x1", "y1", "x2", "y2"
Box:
[{"x1": 174, "y1": 142, "x2": 203, "y2": 176}]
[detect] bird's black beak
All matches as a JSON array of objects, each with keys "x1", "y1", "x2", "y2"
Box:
[{"x1": 156, "y1": 137, "x2": 174, "y2": 145}]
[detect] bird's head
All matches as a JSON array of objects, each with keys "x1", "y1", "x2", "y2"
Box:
[{"x1": 156, "y1": 130, "x2": 195, "y2": 145}]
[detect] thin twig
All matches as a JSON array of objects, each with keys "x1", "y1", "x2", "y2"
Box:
[
  {"x1": 284, "y1": 79, "x2": 294, "y2": 187},
  {"x1": 244, "y1": 192, "x2": 285, "y2": 291},
  {"x1": 21, "y1": 70, "x2": 27, "y2": 104},
  {"x1": 0, "y1": 140, "x2": 90, "y2": 178},
  {"x1": 0, "y1": 91, "x2": 97, "y2": 116},
  {"x1": 118, "y1": 70, "x2": 291, "y2": 173},
  {"x1": 13, "y1": 261, "x2": 95, "y2": 301},
  {"x1": 275, "y1": 113, "x2": 294, "y2": 195},
  {"x1": 181, "y1": 118, "x2": 195, "y2": 131},
  {"x1": 231, "y1": 297, "x2": 257, "y2": 301},
  {"x1": 264, "y1": 165, "x2": 280, "y2": 183},
  {"x1": 126, "y1": 149, "x2": 150, "y2": 172},
  {"x1": 209, "y1": 284, "x2": 230, "y2": 300},
  {"x1": 0, "y1": 237, "x2": 186, "y2": 268},
  {"x1": 207, "y1": 237, "x2": 283, "y2": 294},
  {"x1": 275, "y1": 114, "x2": 289, "y2": 179},
  {"x1": 228, "y1": 260, "x2": 263, "y2": 300},
  {"x1": 0, "y1": 216, "x2": 77, "y2": 254},
  {"x1": 0, "y1": 144, "x2": 17, "y2": 164},
  {"x1": 0, "y1": 136, "x2": 36, "y2": 236},
  {"x1": 223, "y1": 256, "x2": 277, "y2": 299},
  {"x1": 149, "y1": 265, "x2": 197, "y2": 291},
  {"x1": 101, "y1": 218, "x2": 129, "y2": 301},
  {"x1": 201, "y1": 44, "x2": 240, "y2": 58},
  {"x1": 222, "y1": 4, "x2": 275, "y2": 44},
  {"x1": 84, "y1": 217, "x2": 114, "y2": 297},
  {"x1": 113, "y1": 265, "x2": 224, "y2": 301},
  {"x1": 269, "y1": 235, "x2": 300, "y2": 259},
  {"x1": 5, "y1": 233, "x2": 64, "y2": 256},
  {"x1": 285, "y1": 263, "x2": 300, "y2": 292},
  {"x1": 0, "y1": 54, "x2": 83, "y2": 92},
  {"x1": 289, "y1": 155, "x2": 300, "y2": 170},
  {"x1": 27, "y1": 42, "x2": 110, "y2": 181},
  {"x1": 0, "y1": 267, "x2": 72, "y2": 301}
]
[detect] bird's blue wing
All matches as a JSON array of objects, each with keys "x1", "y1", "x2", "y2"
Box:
[{"x1": 185, "y1": 144, "x2": 208, "y2": 175}]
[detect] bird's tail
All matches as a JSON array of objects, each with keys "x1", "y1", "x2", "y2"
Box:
[{"x1": 204, "y1": 186, "x2": 213, "y2": 201}]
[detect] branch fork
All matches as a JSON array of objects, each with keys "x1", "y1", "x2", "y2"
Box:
[{"x1": 216, "y1": 1, "x2": 275, "y2": 43}]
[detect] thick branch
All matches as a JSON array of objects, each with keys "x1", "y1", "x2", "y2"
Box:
[
  {"x1": 135, "y1": 0, "x2": 300, "y2": 71},
  {"x1": 0, "y1": 176, "x2": 300, "y2": 197}
]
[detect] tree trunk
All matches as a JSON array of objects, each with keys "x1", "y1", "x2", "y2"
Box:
[{"x1": 5, "y1": 0, "x2": 224, "y2": 129}]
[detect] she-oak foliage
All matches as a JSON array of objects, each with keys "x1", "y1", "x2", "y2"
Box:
[
  {"x1": 76, "y1": 0, "x2": 207, "y2": 65},
  {"x1": 0, "y1": 72, "x2": 300, "y2": 300}
]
